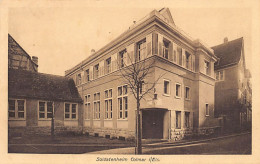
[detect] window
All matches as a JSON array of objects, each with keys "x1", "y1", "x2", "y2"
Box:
[
  {"x1": 162, "y1": 39, "x2": 170, "y2": 59},
  {"x1": 215, "y1": 70, "x2": 224, "y2": 81},
  {"x1": 94, "y1": 64, "x2": 99, "y2": 79},
  {"x1": 39, "y1": 101, "x2": 53, "y2": 119},
  {"x1": 164, "y1": 80, "x2": 170, "y2": 95},
  {"x1": 173, "y1": 50, "x2": 177, "y2": 63},
  {"x1": 64, "y1": 103, "x2": 77, "y2": 119},
  {"x1": 85, "y1": 95, "x2": 91, "y2": 119},
  {"x1": 119, "y1": 49, "x2": 126, "y2": 68},
  {"x1": 76, "y1": 73, "x2": 81, "y2": 85},
  {"x1": 137, "y1": 39, "x2": 146, "y2": 61},
  {"x1": 105, "y1": 89, "x2": 113, "y2": 119},
  {"x1": 205, "y1": 104, "x2": 209, "y2": 116},
  {"x1": 94, "y1": 92, "x2": 100, "y2": 119},
  {"x1": 185, "y1": 112, "x2": 190, "y2": 128},
  {"x1": 176, "y1": 111, "x2": 181, "y2": 129},
  {"x1": 118, "y1": 85, "x2": 128, "y2": 119},
  {"x1": 185, "y1": 51, "x2": 191, "y2": 69},
  {"x1": 8, "y1": 99, "x2": 25, "y2": 119},
  {"x1": 175, "y1": 84, "x2": 181, "y2": 98},
  {"x1": 177, "y1": 47, "x2": 182, "y2": 66},
  {"x1": 139, "y1": 81, "x2": 145, "y2": 95},
  {"x1": 185, "y1": 87, "x2": 190, "y2": 99},
  {"x1": 204, "y1": 60, "x2": 210, "y2": 75},
  {"x1": 85, "y1": 69, "x2": 90, "y2": 82},
  {"x1": 106, "y1": 57, "x2": 111, "y2": 74}
]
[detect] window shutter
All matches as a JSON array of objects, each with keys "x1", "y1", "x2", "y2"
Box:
[
  {"x1": 169, "y1": 42, "x2": 173, "y2": 62},
  {"x1": 127, "y1": 44, "x2": 134, "y2": 65},
  {"x1": 158, "y1": 34, "x2": 163, "y2": 56},
  {"x1": 192, "y1": 54, "x2": 195, "y2": 71},
  {"x1": 178, "y1": 47, "x2": 182, "y2": 66},
  {"x1": 146, "y1": 34, "x2": 152, "y2": 58},
  {"x1": 182, "y1": 48, "x2": 185, "y2": 66},
  {"x1": 89, "y1": 66, "x2": 93, "y2": 80},
  {"x1": 152, "y1": 33, "x2": 158, "y2": 55},
  {"x1": 99, "y1": 60, "x2": 104, "y2": 77}
]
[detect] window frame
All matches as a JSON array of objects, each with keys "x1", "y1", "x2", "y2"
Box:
[
  {"x1": 104, "y1": 88, "x2": 113, "y2": 120},
  {"x1": 119, "y1": 49, "x2": 127, "y2": 68},
  {"x1": 117, "y1": 84, "x2": 128, "y2": 120},
  {"x1": 162, "y1": 39, "x2": 170, "y2": 60},
  {"x1": 205, "y1": 103, "x2": 209, "y2": 116},
  {"x1": 8, "y1": 99, "x2": 26, "y2": 120},
  {"x1": 185, "y1": 112, "x2": 190, "y2": 128},
  {"x1": 105, "y1": 57, "x2": 112, "y2": 74},
  {"x1": 215, "y1": 70, "x2": 224, "y2": 82},
  {"x1": 204, "y1": 60, "x2": 210, "y2": 75},
  {"x1": 85, "y1": 69, "x2": 90, "y2": 82},
  {"x1": 93, "y1": 92, "x2": 101, "y2": 120},
  {"x1": 163, "y1": 79, "x2": 170, "y2": 96},
  {"x1": 94, "y1": 64, "x2": 99, "y2": 79},
  {"x1": 176, "y1": 111, "x2": 181, "y2": 129},
  {"x1": 84, "y1": 94, "x2": 91, "y2": 120},
  {"x1": 137, "y1": 39, "x2": 146, "y2": 61},
  {"x1": 175, "y1": 83, "x2": 182, "y2": 98},
  {"x1": 38, "y1": 101, "x2": 54, "y2": 120},
  {"x1": 64, "y1": 102, "x2": 78, "y2": 120},
  {"x1": 185, "y1": 86, "x2": 190, "y2": 100}
]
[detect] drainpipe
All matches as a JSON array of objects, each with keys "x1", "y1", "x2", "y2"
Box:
[{"x1": 81, "y1": 61, "x2": 84, "y2": 134}]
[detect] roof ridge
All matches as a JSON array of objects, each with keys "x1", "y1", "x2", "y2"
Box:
[{"x1": 211, "y1": 37, "x2": 243, "y2": 48}]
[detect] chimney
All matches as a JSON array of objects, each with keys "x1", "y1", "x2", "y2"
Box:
[
  {"x1": 224, "y1": 37, "x2": 228, "y2": 43},
  {"x1": 91, "y1": 49, "x2": 95, "y2": 55},
  {"x1": 32, "y1": 56, "x2": 38, "y2": 65}
]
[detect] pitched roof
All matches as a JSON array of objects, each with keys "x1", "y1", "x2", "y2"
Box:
[
  {"x1": 211, "y1": 37, "x2": 243, "y2": 70},
  {"x1": 8, "y1": 69, "x2": 82, "y2": 103}
]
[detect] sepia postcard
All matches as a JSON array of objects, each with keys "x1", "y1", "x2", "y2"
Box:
[{"x1": 1, "y1": 0, "x2": 260, "y2": 163}]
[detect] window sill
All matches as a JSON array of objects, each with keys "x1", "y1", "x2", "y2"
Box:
[
  {"x1": 205, "y1": 115, "x2": 209, "y2": 117},
  {"x1": 8, "y1": 118, "x2": 26, "y2": 121},
  {"x1": 38, "y1": 119, "x2": 52, "y2": 121},
  {"x1": 93, "y1": 119, "x2": 101, "y2": 121},
  {"x1": 104, "y1": 119, "x2": 113, "y2": 121},
  {"x1": 64, "y1": 119, "x2": 78, "y2": 121},
  {"x1": 117, "y1": 119, "x2": 128, "y2": 121},
  {"x1": 175, "y1": 96, "x2": 181, "y2": 99},
  {"x1": 185, "y1": 98, "x2": 191, "y2": 101},
  {"x1": 163, "y1": 93, "x2": 170, "y2": 97}
]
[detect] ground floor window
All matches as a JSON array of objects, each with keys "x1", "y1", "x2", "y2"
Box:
[
  {"x1": 64, "y1": 103, "x2": 77, "y2": 120},
  {"x1": 185, "y1": 112, "x2": 190, "y2": 128},
  {"x1": 39, "y1": 101, "x2": 53, "y2": 119},
  {"x1": 176, "y1": 111, "x2": 181, "y2": 129},
  {"x1": 118, "y1": 85, "x2": 128, "y2": 119},
  {"x1": 8, "y1": 99, "x2": 25, "y2": 119},
  {"x1": 105, "y1": 99, "x2": 112, "y2": 119},
  {"x1": 205, "y1": 104, "x2": 209, "y2": 116}
]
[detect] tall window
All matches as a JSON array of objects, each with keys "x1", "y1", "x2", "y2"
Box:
[
  {"x1": 185, "y1": 112, "x2": 190, "y2": 128},
  {"x1": 77, "y1": 73, "x2": 81, "y2": 85},
  {"x1": 65, "y1": 103, "x2": 77, "y2": 119},
  {"x1": 118, "y1": 85, "x2": 128, "y2": 119},
  {"x1": 106, "y1": 57, "x2": 111, "y2": 74},
  {"x1": 94, "y1": 92, "x2": 100, "y2": 119},
  {"x1": 204, "y1": 60, "x2": 210, "y2": 75},
  {"x1": 94, "y1": 64, "x2": 99, "y2": 79},
  {"x1": 8, "y1": 99, "x2": 25, "y2": 119},
  {"x1": 119, "y1": 49, "x2": 126, "y2": 68},
  {"x1": 176, "y1": 84, "x2": 181, "y2": 98},
  {"x1": 137, "y1": 39, "x2": 146, "y2": 61},
  {"x1": 162, "y1": 39, "x2": 170, "y2": 59},
  {"x1": 176, "y1": 111, "x2": 181, "y2": 129},
  {"x1": 173, "y1": 49, "x2": 177, "y2": 63},
  {"x1": 185, "y1": 87, "x2": 190, "y2": 99},
  {"x1": 139, "y1": 81, "x2": 145, "y2": 95},
  {"x1": 39, "y1": 101, "x2": 53, "y2": 119},
  {"x1": 177, "y1": 47, "x2": 182, "y2": 66},
  {"x1": 105, "y1": 89, "x2": 113, "y2": 119},
  {"x1": 164, "y1": 80, "x2": 170, "y2": 95},
  {"x1": 215, "y1": 70, "x2": 224, "y2": 81},
  {"x1": 185, "y1": 51, "x2": 191, "y2": 69},
  {"x1": 85, "y1": 95, "x2": 91, "y2": 119},
  {"x1": 205, "y1": 104, "x2": 209, "y2": 116},
  {"x1": 85, "y1": 69, "x2": 90, "y2": 82}
]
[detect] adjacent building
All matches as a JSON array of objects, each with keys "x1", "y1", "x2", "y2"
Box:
[
  {"x1": 8, "y1": 34, "x2": 83, "y2": 137},
  {"x1": 212, "y1": 37, "x2": 252, "y2": 132},
  {"x1": 65, "y1": 8, "x2": 220, "y2": 140}
]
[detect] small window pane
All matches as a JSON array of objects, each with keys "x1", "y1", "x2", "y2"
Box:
[
  {"x1": 65, "y1": 104, "x2": 70, "y2": 112},
  {"x1": 9, "y1": 112, "x2": 15, "y2": 118},
  {"x1": 72, "y1": 114, "x2": 76, "y2": 119},
  {"x1": 8, "y1": 100, "x2": 15, "y2": 111},
  {"x1": 47, "y1": 102, "x2": 53, "y2": 112},
  {"x1": 72, "y1": 104, "x2": 77, "y2": 113},
  {"x1": 65, "y1": 114, "x2": 70, "y2": 118},
  {"x1": 47, "y1": 113, "x2": 52, "y2": 118},
  {"x1": 39, "y1": 113, "x2": 45, "y2": 118},
  {"x1": 17, "y1": 100, "x2": 24, "y2": 111},
  {"x1": 39, "y1": 102, "x2": 45, "y2": 111},
  {"x1": 118, "y1": 87, "x2": 122, "y2": 96},
  {"x1": 18, "y1": 112, "x2": 24, "y2": 118}
]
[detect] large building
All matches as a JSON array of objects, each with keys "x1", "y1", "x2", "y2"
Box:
[
  {"x1": 212, "y1": 37, "x2": 252, "y2": 132},
  {"x1": 65, "y1": 8, "x2": 220, "y2": 140},
  {"x1": 8, "y1": 34, "x2": 83, "y2": 137}
]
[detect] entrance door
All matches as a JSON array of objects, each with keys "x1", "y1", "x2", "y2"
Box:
[{"x1": 142, "y1": 110, "x2": 164, "y2": 139}]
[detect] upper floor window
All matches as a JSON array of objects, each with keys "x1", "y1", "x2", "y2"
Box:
[
  {"x1": 139, "y1": 81, "x2": 145, "y2": 95},
  {"x1": 85, "y1": 69, "x2": 90, "y2": 82},
  {"x1": 119, "y1": 49, "x2": 126, "y2": 68},
  {"x1": 185, "y1": 51, "x2": 191, "y2": 69},
  {"x1": 173, "y1": 49, "x2": 177, "y2": 63},
  {"x1": 164, "y1": 80, "x2": 170, "y2": 95},
  {"x1": 65, "y1": 103, "x2": 77, "y2": 120},
  {"x1": 205, "y1": 104, "x2": 209, "y2": 116},
  {"x1": 39, "y1": 101, "x2": 53, "y2": 120},
  {"x1": 105, "y1": 57, "x2": 112, "y2": 74},
  {"x1": 215, "y1": 70, "x2": 224, "y2": 81},
  {"x1": 94, "y1": 64, "x2": 99, "y2": 79},
  {"x1": 162, "y1": 39, "x2": 170, "y2": 59},
  {"x1": 118, "y1": 85, "x2": 128, "y2": 119},
  {"x1": 93, "y1": 92, "x2": 101, "y2": 119},
  {"x1": 185, "y1": 87, "x2": 190, "y2": 99},
  {"x1": 105, "y1": 89, "x2": 113, "y2": 119},
  {"x1": 177, "y1": 47, "x2": 182, "y2": 66},
  {"x1": 76, "y1": 73, "x2": 81, "y2": 85},
  {"x1": 85, "y1": 95, "x2": 91, "y2": 119},
  {"x1": 137, "y1": 39, "x2": 146, "y2": 61},
  {"x1": 175, "y1": 83, "x2": 181, "y2": 98},
  {"x1": 204, "y1": 60, "x2": 210, "y2": 75},
  {"x1": 8, "y1": 99, "x2": 25, "y2": 119}
]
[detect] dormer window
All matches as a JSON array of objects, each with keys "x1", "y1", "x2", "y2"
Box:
[
  {"x1": 162, "y1": 39, "x2": 170, "y2": 59},
  {"x1": 204, "y1": 60, "x2": 210, "y2": 75}
]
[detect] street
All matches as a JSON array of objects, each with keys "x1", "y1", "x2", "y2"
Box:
[{"x1": 8, "y1": 133, "x2": 251, "y2": 154}]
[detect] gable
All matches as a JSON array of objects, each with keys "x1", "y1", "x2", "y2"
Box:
[{"x1": 159, "y1": 8, "x2": 175, "y2": 25}]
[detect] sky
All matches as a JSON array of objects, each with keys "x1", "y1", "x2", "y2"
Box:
[{"x1": 8, "y1": 2, "x2": 252, "y2": 76}]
